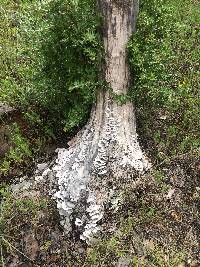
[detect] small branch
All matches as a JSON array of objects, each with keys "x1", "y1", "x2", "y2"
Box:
[{"x1": 2, "y1": 237, "x2": 33, "y2": 262}]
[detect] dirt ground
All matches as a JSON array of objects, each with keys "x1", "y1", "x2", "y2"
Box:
[{"x1": 1, "y1": 150, "x2": 199, "y2": 267}]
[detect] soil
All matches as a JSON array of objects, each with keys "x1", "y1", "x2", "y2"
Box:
[
  {"x1": 1, "y1": 151, "x2": 199, "y2": 267},
  {"x1": 0, "y1": 113, "x2": 199, "y2": 267}
]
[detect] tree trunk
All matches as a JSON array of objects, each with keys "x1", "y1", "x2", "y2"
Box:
[{"x1": 47, "y1": 0, "x2": 150, "y2": 243}]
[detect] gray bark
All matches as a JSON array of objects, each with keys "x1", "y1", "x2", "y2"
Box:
[{"x1": 41, "y1": 0, "x2": 150, "y2": 243}]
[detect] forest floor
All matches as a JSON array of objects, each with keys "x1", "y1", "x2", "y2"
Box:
[
  {"x1": 0, "y1": 114, "x2": 199, "y2": 267},
  {"x1": 1, "y1": 0, "x2": 199, "y2": 265}
]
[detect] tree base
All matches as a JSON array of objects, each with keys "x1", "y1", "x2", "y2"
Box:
[{"x1": 41, "y1": 98, "x2": 151, "y2": 243}]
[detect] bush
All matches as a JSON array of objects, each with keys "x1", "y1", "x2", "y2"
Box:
[
  {"x1": 128, "y1": 0, "x2": 200, "y2": 158},
  {"x1": 0, "y1": 0, "x2": 101, "y2": 135},
  {"x1": 1, "y1": 0, "x2": 199, "y2": 162},
  {"x1": 0, "y1": 123, "x2": 32, "y2": 174}
]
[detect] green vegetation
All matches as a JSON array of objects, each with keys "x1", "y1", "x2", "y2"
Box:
[
  {"x1": 128, "y1": 0, "x2": 200, "y2": 158},
  {"x1": 1, "y1": 0, "x2": 199, "y2": 172},
  {"x1": 0, "y1": 0, "x2": 199, "y2": 265},
  {"x1": 0, "y1": 188, "x2": 49, "y2": 265},
  {"x1": 1, "y1": 0, "x2": 101, "y2": 134},
  {"x1": 0, "y1": 188, "x2": 186, "y2": 267},
  {"x1": 0, "y1": 123, "x2": 32, "y2": 174},
  {"x1": 0, "y1": 0, "x2": 101, "y2": 175}
]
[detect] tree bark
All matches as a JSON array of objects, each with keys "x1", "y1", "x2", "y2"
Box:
[{"x1": 45, "y1": 0, "x2": 150, "y2": 243}]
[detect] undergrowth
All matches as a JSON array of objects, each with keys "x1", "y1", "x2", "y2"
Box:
[
  {"x1": 0, "y1": 0, "x2": 199, "y2": 173},
  {"x1": 0, "y1": 1, "x2": 199, "y2": 266},
  {"x1": 0, "y1": 0, "x2": 101, "y2": 175},
  {"x1": 128, "y1": 0, "x2": 200, "y2": 160},
  {"x1": 0, "y1": 0, "x2": 101, "y2": 135}
]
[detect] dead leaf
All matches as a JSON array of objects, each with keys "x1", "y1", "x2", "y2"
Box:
[
  {"x1": 47, "y1": 255, "x2": 59, "y2": 263},
  {"x1": 170, "y1": 211, "x2": 182, "y2": 222},
  {"x1": 144, "y1": 239, "x2": 155, "y2": 250},
  {"x1": 86, "y1": 247, "x2": 93, "y2": 256},
  {"x1": 7, "y1": 255, "x2": 20, "y2": 267},
  {"x1": 24, "y1": 233, "x2": 39, "y2": 260},
  {"x1": 190, "y1": 260, "x2": 199, "y2": 267},
  {"x1": 166, "y1": 188, "x2": 175, "y2": 199},
  {"x1": 177, "y1": 263, "x2": 185, "y2": 267}
]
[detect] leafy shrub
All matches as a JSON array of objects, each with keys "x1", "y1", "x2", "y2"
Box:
[
  {"x1": 1, "y1": 0, "x2": 199, "y2": 162},
  {"x1": 128, "y1": 0, "x2": 200, "y2": 158},
  {"x1": 0, "y1": 123, "x2": 32, "y2": 174},
  {"x1": 0, "y1": 0, "x2": 101, "y2": 134}
]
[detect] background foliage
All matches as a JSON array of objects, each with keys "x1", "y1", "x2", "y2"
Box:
[
  {"x1": 1, "y1": 0, "x2": 101, "y2": 134},
  {"x1": 128, "y1": 0, "x2": 199, "y2": 159},
  {"x1": 0, "y1": 2, "x2": 199, "y2": 264},
  {"x1": 0, "y1": 0, "x2": 199, "y2": 172}
]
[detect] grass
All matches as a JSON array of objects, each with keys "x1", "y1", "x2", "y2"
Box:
[
  {"x1": 0, "y1": 185, "x2": 48, "y2": 263},
  {"x1": 129, "y1": 0, "x2": 200, "y2": 161},
  {"x1": 0, "y1": 177, "x2": 191, "y2": 266},
  {"x1": 1, "y1": 0, "x2": 199, "y2": 175}
]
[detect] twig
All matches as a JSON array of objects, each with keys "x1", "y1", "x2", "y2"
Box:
[
  {"x1": 0, "y1": 241, "x2": 5, "y2": 267},
  {"x1": 2, "y1": 237, "x2": 33, "y2": 262}
]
